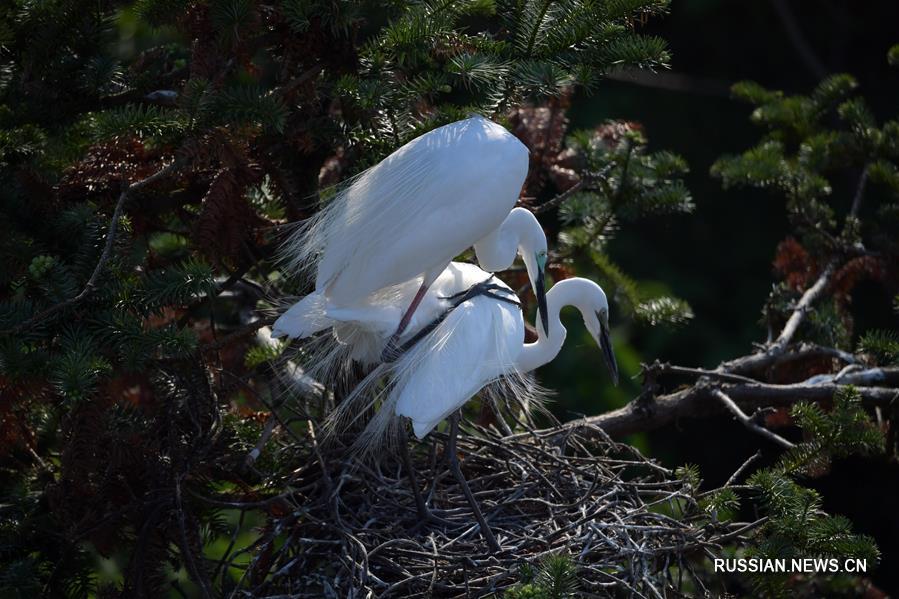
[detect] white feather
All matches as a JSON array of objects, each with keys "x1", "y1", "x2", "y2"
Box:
[{"x1": 278, "y1": 116, "x2": 530, "y2": 306}]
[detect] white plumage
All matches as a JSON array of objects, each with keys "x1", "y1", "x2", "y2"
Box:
[
  {"x1": 275, "y1": 116, "x2": 551, "y2": 345},
  {"x1": 275, "y1": 261, "x2": 618, "y2": 443},
  {"x1": 269, "y1": 115, "x2": 619, "y2": 552},
  {"x1": 383, "y1": 265, "x2": 618, "y2": 439}
]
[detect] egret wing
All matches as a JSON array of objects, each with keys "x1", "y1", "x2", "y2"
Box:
[
  {"x1": 313, "y1": 118, "x2": 528, "y2": 303},
  {"x1": 271, "y1": 291, "x2": 332, "y2": 339}
]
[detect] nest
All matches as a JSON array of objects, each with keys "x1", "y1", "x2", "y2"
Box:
[{"x1": 236, "y1": 419, "x2": 735, "y2": 598}]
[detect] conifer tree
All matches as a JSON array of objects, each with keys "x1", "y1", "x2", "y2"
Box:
[{"x1": 0, "y1": 1, "x2": 896, "y2": 597}]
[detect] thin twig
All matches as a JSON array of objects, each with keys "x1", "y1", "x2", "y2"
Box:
[
  {"x1": 769, "y1": 0, "x2": 828, "y2": 80},
  {"x1": 725, "y1": 451, "x2": 763, "y2": 487},
  {"x1": 532, "y1": 179, "x2": 584, "y2": 214},
  {"x1": 711, "y1": 390, "x2": 795, "y2": 450}
]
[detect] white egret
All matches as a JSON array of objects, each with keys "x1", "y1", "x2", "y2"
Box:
[
  {"x1": 381, "y1": 264, "x2": 619, "y2": 440},
  {"x1": 276, "y1": 261, "x2": 618, "y2": 552},
  {"x1": 277, "y1": 116, "x2": 550, "y2": 358}
]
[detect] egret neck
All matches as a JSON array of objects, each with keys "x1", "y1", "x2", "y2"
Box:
[
  {"x1": 514, "y1": 277, "x2": 617, "y2": 381},
  {"x1": 474, "y1": 207, "x2": 549, "y2": 335}
]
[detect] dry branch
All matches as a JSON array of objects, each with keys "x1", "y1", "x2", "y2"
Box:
[
  {"x1": 711, "y1": 389, "x2": 795, "y2": 449},
  {"x1": 541, "y1": 379, "x2": 897, "y2": 440}
]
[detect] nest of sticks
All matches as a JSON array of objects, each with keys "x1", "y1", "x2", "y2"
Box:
[{"x1": 238, "y1": 416, "x2": 741, "y2": 598}]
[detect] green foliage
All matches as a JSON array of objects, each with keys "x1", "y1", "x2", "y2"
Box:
[
  {"x1": 635, "y1": 296, "x2": 694, "y2": 327},
  {"x1": 503, "y1": 554, "x2": 579, "y2": 598},
  {"x1": 889, "y1": 44, "x2": 899, "y2": 68},
  {"x1": 781, "y1": 387, "x2": 884, "y2": 475},
  {"x1": 1, "y1": 0, "x2": 891, "y2": 595},
  {"x1": 556, "y1": 124, "x2": 694, "y2": 327},
  {"x1": 332, "y1": 0, "x2": 671, "y2": 160},
  {"x1": 700, "y1": 487, "x2": 740, "y2": 522},
  {"x1": 669, "y1": 386, "x2": 885, "y2": 596},
  {"x1": 213, "y1": 85, "x2": 289, "y2": 133},
  {"x1": 0, "y1": 1, "x2": 680, "y2": 595},
  {"x1": 88, "y1": 104, "x2": 184, "y2": 141},
  {"x1": 857, "y1": 329, "x2": 899, "y2": 364},
  {"x1": 734, "y1": 387, "x2": 883, "y2": 596},
  {"x1": 139, "y1": 258, "x2": 217, "y2": 310},
  {"x1": 713, "y1": 52, "x2": 899, "y2": 349}
]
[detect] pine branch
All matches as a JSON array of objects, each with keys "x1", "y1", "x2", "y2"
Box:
[
  {"x1": 717, "y1": 164, "x2": 872, "y2": 369},
  {"x1": 2, "y1": 161, "x2": 179, "y2": 336}
]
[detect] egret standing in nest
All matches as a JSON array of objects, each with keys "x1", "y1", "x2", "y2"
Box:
[
  {"x1": 274, "y1": 262, "x2": 619, "y2": 553},
  {"x1": 276, "y1": 115, "x2": 550, "y2": 359}
]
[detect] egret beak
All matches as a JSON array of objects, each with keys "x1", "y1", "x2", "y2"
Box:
[
  {"x1": 535, "y1": 265, "x2": 549, "y2": 337},
  {"x1": 596, "y1": 319, "x2": 619, "y2": 386}
]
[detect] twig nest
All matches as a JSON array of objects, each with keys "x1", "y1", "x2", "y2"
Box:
[{"x1": 254, "y1": 424, "x2": 738, "y2": 597}]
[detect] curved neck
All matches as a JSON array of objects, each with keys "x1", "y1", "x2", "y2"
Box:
[
  {"x1": 474, "y1": 207, "x2": 544, "y2": 273},
  {"x1": 514, "y1": 279, "x2": 594, "y2": 373}
]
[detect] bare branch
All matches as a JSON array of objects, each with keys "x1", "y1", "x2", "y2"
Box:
[
  {"x1": 531, "y1": 179, "x2": 584, "y2": 214},
  {"x1": 771, "y1": 261, "x2": 836, "y2": 352},
  {"x1": 725, "y1": 451, "x2": 763, "y2": 487},
  {"x1": 769, "y1": 0, "x2": 828, "y2": 80},
  {"x1": 605, "y1": 68, "x2": 732, "y2": 97},
  {"x1": 534, "y1": 381, "x2": 898, "y2": 440},
  {"x1": 712, "y1": 390, "x2": 795, "y2": 449},
  {"x1": 719, "y1": 342, "x2": 856, "y2": 376},
  {"x1": 200, "y1": 316, "x2": 276, "y2": 353},
  {"x1": 848, "y1": 163, "x2": 870, "y2": 221}
]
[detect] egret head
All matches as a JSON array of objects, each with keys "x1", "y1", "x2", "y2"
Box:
[
  {"x1": 582, "y1": 290, "x2": 619, "y2": 386},
  {"x1": 485, "y1": 207, "x2": 549, "y2": 336}
]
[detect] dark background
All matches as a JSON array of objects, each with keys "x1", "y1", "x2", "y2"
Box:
[{"x1": 537, "y1": 0, "x2": 899, "y2": 592}]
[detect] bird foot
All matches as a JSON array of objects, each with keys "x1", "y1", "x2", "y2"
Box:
[
  {"x1": 439, "y1": 277, "x2": 520, "y2": 308},
  {"x1": 412, "y1": 507, "x2": 455, "y2": 531},
  {"x1": 380, "y1": 340, "x2": 401, "y2": 363}
]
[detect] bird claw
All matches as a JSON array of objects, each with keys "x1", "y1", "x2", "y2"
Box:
[
  {"x1": 439, "y1": 277, "x2": 520, "y2": 308},
  {"x1": 386, "y1": 277, "x2": 520, "y2": 362}
]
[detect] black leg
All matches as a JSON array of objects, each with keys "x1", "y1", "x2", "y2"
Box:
[
  {"x1": 385, "y1": 278, "x2": 521, "y2": 363},
  {"x1": 446, "y1": 412, "x2": 501, "y2": 554},
  {"x1": 398, "y1": 425, "x2": 436, "y2": 524}
]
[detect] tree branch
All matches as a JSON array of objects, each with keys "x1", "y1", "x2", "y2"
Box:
[
  {"x1": 526, "y1": 380, "x2": 898, "y2": 441},
  {"x1": 3, "y1": 162, "x2": 179, "y2": 335},
  {"x1": 531, "y1": 180, "x2": 584, "y2": 214},
  {"x1": 769, "y1": 0, "x2": 828, "y2": 80},
  {"x1": 716, "y1": 165, "x2": 870, "y2": 375},
  {"x1": 712, "y1": 389, "x2": 795, "y2": 449},
  {"x1": 605, "y1": 68, "x2": 731, "y2": 97},
  {"x1": 718, "y1": 342, "x2": 856, "y2": 376},
  {"x1": 200, "y1": 316, "x2": 276, "y2": 353},
  {"x1": 771, "y1": 260, "x2": 836, "y2": 352}
]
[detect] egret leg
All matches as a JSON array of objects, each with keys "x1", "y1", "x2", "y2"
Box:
[
  {"x1": 446, "y1": 412, "x2": 501, "y2": 554},
  {"x1": 398, "y1": 425, "x2": 440, "y2": 524},
  {"x1": 381, "y1": 280, "x2": 430, "y2": 362}
]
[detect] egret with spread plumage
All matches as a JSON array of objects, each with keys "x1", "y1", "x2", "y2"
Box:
[{"x1": 274, "y1": 116, "x2": 550, "y2": 359}]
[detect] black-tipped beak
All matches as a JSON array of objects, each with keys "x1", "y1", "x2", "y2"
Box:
[
  {"x1": 599, "y1": 323, "x2": 619, "y2": 386},
  {"x1": 535, "y1": 267, "x2": 549, "y2": 337}
]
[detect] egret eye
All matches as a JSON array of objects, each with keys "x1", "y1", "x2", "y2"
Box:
[{"x1": 535, "y1": 250, "x2": 548, "y2": 271}]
